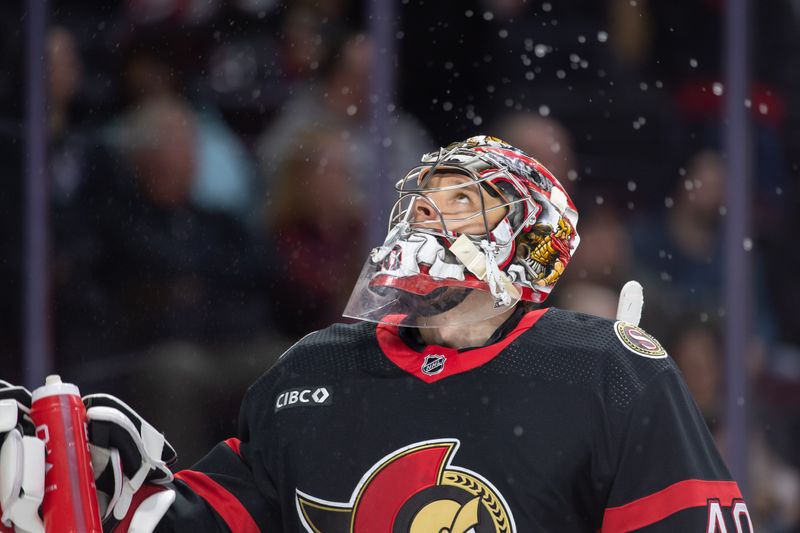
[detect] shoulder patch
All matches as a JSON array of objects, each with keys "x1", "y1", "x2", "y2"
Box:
[{"x1": 613, "y1": 321, "x2": 667, "y2": 358}]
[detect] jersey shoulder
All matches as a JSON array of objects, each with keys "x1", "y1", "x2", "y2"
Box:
[
  {"x1": 498, "y1": 307, "x2": 679, "y2": 411},
  {"x1": 248, "y1": 320, "x2": 395, "y2": 390}
]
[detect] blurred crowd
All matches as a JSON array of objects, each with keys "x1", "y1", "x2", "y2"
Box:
[{"x1": 1, "y1": 0, "x2": 799, "y2": 530}]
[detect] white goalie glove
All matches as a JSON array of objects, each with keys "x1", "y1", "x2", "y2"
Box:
[
  {"x1": 0, "y1": 381, "x2": 44, "y2": 533},
  {"x1": 83, "y1": 394, "x2": 178, "y2": 532},
  {"x1": 0, "y1": 381, "x2": 177, "y2": 533}
]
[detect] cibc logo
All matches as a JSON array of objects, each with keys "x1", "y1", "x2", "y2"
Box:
[{"x1": 275, "y1": 387, "x2": 332, "y2": 412}]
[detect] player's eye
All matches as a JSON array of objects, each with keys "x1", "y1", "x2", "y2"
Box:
[{"x1": 454, "y1": 192, "x2": 473, "y2": 205}]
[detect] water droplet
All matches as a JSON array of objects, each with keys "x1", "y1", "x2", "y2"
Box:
[
  {"x1": 737, "y1": 396, "x2": 745, "y2": 407},
  {"x1": 567, "y1": 169, "x2": 578, "y2": 181},
  {"x1": 719, "y1": 206, "x2": 727, "y2": 216},
  {"x1": 578, "y1": 35, "x2": 586, "y2": 44},
  {"x1": 473, "y1": 116, "x2": 483, "y2": 126},
  {"x1": 689, "y1": 58, "x2": 698, "y2": 68},
  {"x1": 597, "y1": 31, "x2": 608, "y2": 43},
  {"x1": 346, "y1": 104, "x2": 358, "y2": 116},
  {"x1": 664, "y1": 197, "x2": 674, "y2": 208},
  {"x1": 595, "y1": 195, "x2": 604, "y2": 205},
  {"x1": 498, "y1": 28, "x2": 509, "y2": 38},
  {"x1": 524, "y1": 38, "x2": 534, "y2": 52},
  {"x1": 542, "y1": 2, "x2": 552, "y2": 11},
  {"x1": 483, "y1": 11, "x2": 494, "y2": 21},
  {"x1": 443, "y1": 101, "x2": 453, "y2": 111},
  {"x1": 743, "y1": 237, "x2": 753, "y2": 251},
  {"x1": 556, "y1": 69, "x2": 566, "y2": 79},
  {"x1": 538, "y1": 105, "x2": 551, "y2": 117},
  {"x1": 534, "y1": 44, "x2": 548, "y2": 58},
  {"x1": 758, "y1": 103, "x2": 769, "y2": 114},
  {"x1": 525, "y1": 71, "x2": 535, "y2": 80},
  {"x1": 513, "y1": 425, "x2": 524, "y2": 436},
  {"x1": 639, "y1": 82, "x2": 648, "y2": 91},
  {"x1": 382, "y1": 137, "x2": 393, "y2": 148},
  {"x1": 744, "y1": 98, "x2": 752, "y2": 108},
  {"x1": 627, "y1": 181, "x2": 637, "y2": 192},
  {"x1": 776, "y1": 186, "x2": 783, "y2": 196},
  {"x1": 465, "y1": 9, "x2": 474, "y2": 17},
  {"x1": 712, "y1": 82, "x2": 724, "y2": 96}
]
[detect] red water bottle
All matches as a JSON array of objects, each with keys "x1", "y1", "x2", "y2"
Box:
[{"x1": 30, "y1": 375, "x2": 102, "y2": 533}]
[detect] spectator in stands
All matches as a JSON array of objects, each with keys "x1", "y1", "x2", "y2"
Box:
[
  {"x1": 492, "y1": 113, "x2": 579, "y2": 196},
  {"x1": 551, "y1": 203, "x2": 634, "y2": 320},
  {"x1": 85, "y1": 95, "x2": 277, "y2": 464},
  {"x1": 669, "y1": 324, "x2": 723, "y2": 434},
  {"x1": 45, "y1": 26, "x2": 132, "y2": 365},
  {"x1": 118, "y1": 32, "x2": 259, "y2": 225},
  {"x1": 100, "y1": 95, "x2": 267, "y2": 352},
  {"x1": 670, "y1": 322, "x2": 800, "y2": 532},
  {"x1": 629, "y1": 149, "x2": 727, "y2": 338},
  {"x1": 256, "y1": 32, "x2": 432, "y2": 220},
  {"x1": 267, "y1": 127, "x2": 365, "y2": 337}
]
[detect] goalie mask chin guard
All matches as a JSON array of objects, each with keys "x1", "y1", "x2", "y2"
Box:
[{"x1": 343, "y1": 135, "x2": 580, "y2": 328}]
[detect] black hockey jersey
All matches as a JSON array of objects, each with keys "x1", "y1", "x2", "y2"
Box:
[{"x1": 148, "y1": 307, "x2": 751, "y2": 532}]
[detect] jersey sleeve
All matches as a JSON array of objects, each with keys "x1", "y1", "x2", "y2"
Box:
[
  {"x1": 124, "y1": 380, "x2": 283, "y2": 533},
  {"x1": 600, "y1": 368, "x2": 752, "y2": 533}
]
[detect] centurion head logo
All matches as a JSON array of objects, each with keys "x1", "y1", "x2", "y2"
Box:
[{"x1": 295, "y1": 439, "x2": 516, "y2": 533}]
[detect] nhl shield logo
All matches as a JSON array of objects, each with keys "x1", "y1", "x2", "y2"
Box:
[{"x1": 421, "y1": 354, "x2": 447, "y2": 376}]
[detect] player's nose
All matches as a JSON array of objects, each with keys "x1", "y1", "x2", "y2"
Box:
[{"x1": 413, "y1": 198, "x2": 439, "y2": 222}]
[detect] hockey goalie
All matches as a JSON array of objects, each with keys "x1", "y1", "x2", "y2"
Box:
[{"x1": 0, "y1": 136, "x2": 751, "y2": 532}]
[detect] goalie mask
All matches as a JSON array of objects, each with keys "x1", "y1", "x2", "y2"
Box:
[{"x1": 343, "y1": 135, "x2": 580, "y2": 327}]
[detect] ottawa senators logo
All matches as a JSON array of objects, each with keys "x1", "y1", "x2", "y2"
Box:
[
  {"x1": 613, "y1": 321, "x2": 667, "y2": 358},
  {"x1": 296, "y1": 439, "x2": 516, "y2": 532}
]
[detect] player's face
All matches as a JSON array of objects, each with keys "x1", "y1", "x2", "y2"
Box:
[{"x1": 411, "y1": 173, "x2": 508, "y2": 235}]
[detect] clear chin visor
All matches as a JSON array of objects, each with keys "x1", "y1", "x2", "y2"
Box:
[{"x1": 342, "y1": 228, "x2": 521, "y2": 328}]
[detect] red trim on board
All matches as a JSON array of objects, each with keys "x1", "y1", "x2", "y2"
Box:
[{"x1": 601, "y1": 479, "x2": 742, "y2": 532}]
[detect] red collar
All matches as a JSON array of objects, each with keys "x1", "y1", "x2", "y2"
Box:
[{"x1": 375, "y1": 308, "x2": 549, "y2": 383}]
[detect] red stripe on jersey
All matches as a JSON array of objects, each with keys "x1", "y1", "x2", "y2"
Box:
[
  {"x1": 377, "y1": 308, "x2": 549, "y2": 383},
  {"x1": 601, "y1": 479, "x2": 742, "y2": 532},
  {"x1": 114, "y1": 484, "x2": 168, "y2": 532},
  {"x1": 225, "y1": 437, "x2": 242, "y2": 457},
  {"x1": 176, "y1": 470, "x2": 259, "y2": 533}
]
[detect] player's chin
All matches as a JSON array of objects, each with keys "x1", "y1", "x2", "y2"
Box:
[{"x1": 398, "y1": 286, "x2": 471, "y2": 316}]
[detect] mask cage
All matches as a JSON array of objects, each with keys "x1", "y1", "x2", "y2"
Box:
[{"x1": 388, "y1": 150, "x2": 538, "y2": 248}]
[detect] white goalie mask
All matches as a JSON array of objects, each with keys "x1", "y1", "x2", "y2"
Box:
[{"x1": 343, "y1": 135, "x2": 580, "y2": 328}]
